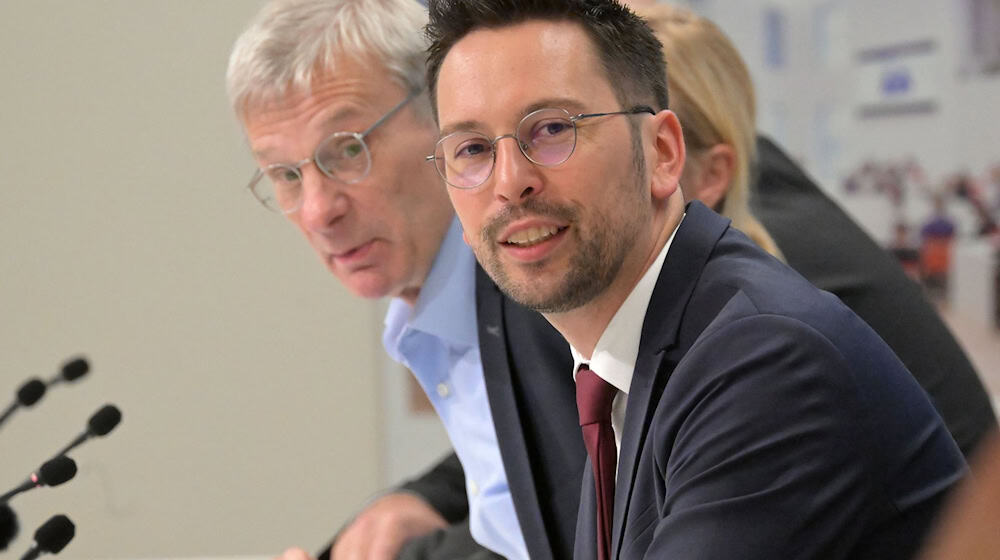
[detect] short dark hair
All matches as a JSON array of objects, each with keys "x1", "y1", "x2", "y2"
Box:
[{"x1": 425, "y1": 0, "x2": 668, "y2": 118}]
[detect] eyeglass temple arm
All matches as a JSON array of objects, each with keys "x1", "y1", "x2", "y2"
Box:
[
  {"x1": 360, "y1": 88, "x2": 425, "y2": 138},
  {"x1": 572, "y1": 105, "x2": 656, "y2": 121}
]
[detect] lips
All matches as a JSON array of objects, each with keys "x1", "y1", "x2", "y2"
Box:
[
  {"x1": 485, "y1": 200, "x2": 576, "y2": 262},
  {"x1": 494, "y1": 221, "x2": 570, "y2": 264},
  {"x1": 503, "y1": 225, "x2": 563, "y2": 247},
  {"x1": 331, "y1": 239, "x2": 376, "y2": 267}
]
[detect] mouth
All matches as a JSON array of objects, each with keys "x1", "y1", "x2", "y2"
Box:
[
  {"x1": 501, "y1": 225, "x2": 567, "y2": 247},
  {"x1": 331, "y1": 239, "x2": 376, "y2": 266}
]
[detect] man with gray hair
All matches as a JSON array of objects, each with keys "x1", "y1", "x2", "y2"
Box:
[{"x1": 226, "y1": 0, "x2": 546, "y2": 558}]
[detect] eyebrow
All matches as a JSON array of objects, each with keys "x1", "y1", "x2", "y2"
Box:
[
  {"x1": 320, "y1": 106, "x2": 364, "y2": 131},
  {"x1": 438, "y1": 96, "x2": 589, "y2": 137},
  {"x1": 251, "y1": 106, "x2": 365, "y2": 162}
]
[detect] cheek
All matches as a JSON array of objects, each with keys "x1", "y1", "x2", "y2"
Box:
[
  {"x1": 447, "y1": 193, "x2": 482, "y2": 240},
  {"x1": 289, "y1": 215, "x2": 315, "y2": 244}
]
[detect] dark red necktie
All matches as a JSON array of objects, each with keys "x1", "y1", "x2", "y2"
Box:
[{"x1": 577, "y1": 365, "x2": 618, "y2": 560}]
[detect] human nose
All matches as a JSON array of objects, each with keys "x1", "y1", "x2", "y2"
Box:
[
  {"x1": 297, "y1": 163, "x2": 349, "y2": 232},
  {"x1": 491, "y1": 135, "x2": 543, "y2": 203}
]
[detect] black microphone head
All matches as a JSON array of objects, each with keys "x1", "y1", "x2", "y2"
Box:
[
  {"x1": 87, "y1": 404, "x2": 121, "y2": 436},
  {"x1": 0, "y1": 504, "x2": 17, "y2": 551},
  {"x1": 33, "y1": 515, "x2": 74, "y2": 554},
  {"x1": 16, "y1": 379, "x2": 46, "y2": 407},
  {"x1": 38, "y1": 457, "x2": 77, "y2": 487},
  {"x1": 60, "y1": 358, "x2": 89, "y2": 382}
]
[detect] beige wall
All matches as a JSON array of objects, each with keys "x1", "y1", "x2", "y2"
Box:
[{"x1": 0, "y1": 1, "x2": 383, "y2": 557}]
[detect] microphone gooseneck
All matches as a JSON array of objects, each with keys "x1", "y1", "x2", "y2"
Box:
[
  {"x1": 19, "y1": 515, "x2": 74, "y2": 560},
  {"x1": 36, "y1": 457, "x2": 77, "y2": 488},
  {"x1": 47, "y1": 358, "x2": 89, "y2": 386},
  {"x1": 52, "y1": 404, "x2": 122, "y2": 459},
  {"x1": 87, "y1": 405, "x2": 121, "y2": 436},
  {"x1": 0, "y1": 503, "x2": 18, "y2": 551},
  {"x1": 2, "y1": 355, "x2": 91, "y2": 431},
  {"x1": 0, "y1": 380, "x2": 47, "y2": 429},
  {"x1": 0, "y1": 457, "x2": 78, "y2": 504},
  {"x1": 17, "y1": 381, "x2": 46, "y2": 407}
]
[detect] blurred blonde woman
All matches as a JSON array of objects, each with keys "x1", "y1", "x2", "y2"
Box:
[
  {"x1": 634, "y1": 3, "x2": 994, "y2": 460},
  {"x1": 636, "y1": 3, "x2": 782, "y2": 256}
]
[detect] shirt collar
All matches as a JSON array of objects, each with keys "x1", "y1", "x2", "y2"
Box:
[
  {"x1": 383, "y1": 217, "x2": 478, "y2": 353},
  {"x1": 571, "y1": 215, "x2": 684, "y2": 395}
]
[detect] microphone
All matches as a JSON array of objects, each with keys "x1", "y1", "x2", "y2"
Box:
[
  {"x1": 0, "y1": 379, "x2": 47, "y2": 429},
  {"x1": 19, "y1": 515, "x2": 74, "y2": 560},
  {"x1": 0, "y1": 457, "x2": 77, "y2": 504},
  {"x1": 0, "y1": 357, "x2": 89, "y2": 431},
  {"x1": 1, "y1": 503, "x2": 18, "y2": 551},
  {"x1": 46, "y1": 358, "x2": 89, "y2": 387},
  {"x1": 51, "y1": 404, "x2": 122, "y2": 459}
]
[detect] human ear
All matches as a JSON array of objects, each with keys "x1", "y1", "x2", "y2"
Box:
[
  {"x1": 649, "y1": 110, "x2": 686, "y2": 202},
  {"x1": 686, "y1": 144, "x2": 735, "y2": 211}
]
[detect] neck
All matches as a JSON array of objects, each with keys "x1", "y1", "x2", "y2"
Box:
[
  {"x1": 399, "y1": 286, "x2": 421, "y2": 306},
  {"x1": 544, "y1": 197, "x2": 684, "y2": 358}
]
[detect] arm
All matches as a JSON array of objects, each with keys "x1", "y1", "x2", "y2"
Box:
[
  {"x1": 752, "y1": 135, "x2": 997, "y2": 459},
  {"x1": 397, "y1": 451, "x2": 469, "y2": 523},
  {"x1": 919, "y1": 432, "x2": 1000, "y2": 560},
  {"x1": 316, "y1": 452, "x2": 469, "y2": 560},
  {"x1": 641, "y1": 314, "x2": 964, "y2": 559}
]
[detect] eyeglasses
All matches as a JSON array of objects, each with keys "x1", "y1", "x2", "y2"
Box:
[
  {"x1": 247, "y1": 90, "x2": 421, "y2": 214},
  {"x1": 426, "y1": 106, "x2": 654, "y2": 189}
]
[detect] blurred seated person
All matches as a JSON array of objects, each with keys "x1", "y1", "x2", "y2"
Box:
[
  {"x1": 919, "y1": 431, "x2": 1000, "y2": 560},
  {"x1": 919, "y1": 193, "x2": 957, "y2": 296}
]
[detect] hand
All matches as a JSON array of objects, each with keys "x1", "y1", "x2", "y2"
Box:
[
  {"x1": 332, "y1": 493, "x2": 449, "y2": 560},
  {"x1": 273, "y1": 547, "x2": 314, "y2": 560},
  {"x1": 919, "y1": 433, "x2": 1000, "y2": 560}
]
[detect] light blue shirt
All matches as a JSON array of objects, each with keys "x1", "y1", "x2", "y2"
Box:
[{"x1": 383, "y1": 218, "x2": 528, "y2": 560}]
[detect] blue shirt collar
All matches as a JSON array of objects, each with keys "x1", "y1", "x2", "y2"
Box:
[{"x1": 383, "y1": 217, "x2": 478, "y2": 352}]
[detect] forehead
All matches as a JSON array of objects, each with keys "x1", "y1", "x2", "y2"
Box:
[
  {"x1": 243, "y1": 54, "x2": 408, "y2": 156},
  {"x1": 435, "y1": 19, "x2": 616, "y2": 131}
]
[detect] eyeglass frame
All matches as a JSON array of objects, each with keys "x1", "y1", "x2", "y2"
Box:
[
  {"x1": 425, "y1": 105, "x2": 655, "y2": 190},
  {"x1": 247, "y1": 88, "x2": 423, "y2": 214}
]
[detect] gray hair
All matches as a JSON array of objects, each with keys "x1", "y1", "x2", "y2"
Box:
[{"x1": 226, "y1": 0, "x2": 430, "y2": 118}]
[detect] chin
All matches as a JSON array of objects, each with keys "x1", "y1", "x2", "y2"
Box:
[
  {"x1": 338, "y1": 272, "x2": 395, "y2": 301},
  {"x1": 351, "y1": 282, "x2": 396, "y2": 301}
]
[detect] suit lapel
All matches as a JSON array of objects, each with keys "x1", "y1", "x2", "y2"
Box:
[
  {"x1": 576, "y1": 458, "x2": 599, "y2": 560},
  {"x1": 610, "y1": 202, "x2": 731, "y2": 558},
  {"x1": 475, "y1": 266, "x2": 555, "y2": 560}
]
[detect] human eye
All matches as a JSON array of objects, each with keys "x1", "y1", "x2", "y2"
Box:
[
  {"x1": 266, "y1": 165, "x2": 300, "y2": 186},
  {"x1": 529, "y1": 118, "x2": 572, "y2": 143},
  {"x1": 453, "y1": 137, "x2": 492, "y2": 160},
  {"x1": 316, "y1": 133, "x2": 367, "y2": 171},
  {"x1": 339, "y1": 139, "x2": 364, "y2": 159}
]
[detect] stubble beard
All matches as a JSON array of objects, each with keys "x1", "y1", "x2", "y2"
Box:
[{"x1": 478, "y1": 136, "x2": 648, "y2": 314}]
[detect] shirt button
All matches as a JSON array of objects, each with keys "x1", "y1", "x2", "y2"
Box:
[
  {"x1": 436, "y1": 383, "x2": 450, "y2": 398},
  {"x1": 469, "y1": 480, "x2": 479, "y2": 496}
]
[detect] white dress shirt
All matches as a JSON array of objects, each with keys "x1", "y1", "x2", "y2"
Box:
[{"x1": 570, "y1": 217, "x2": 683, "y2": 472}]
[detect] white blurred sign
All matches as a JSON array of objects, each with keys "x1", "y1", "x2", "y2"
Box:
[{"x1": 854, "y1": 39, "x2": 940, "y2": 118}]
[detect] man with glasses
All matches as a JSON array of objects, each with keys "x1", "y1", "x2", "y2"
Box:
[
  {"x1": 426, "y1": 0, "x2": 967, "y2": 558},
  {"x1": 226, "y1": 0, "x2": 558, "y2": 559}
]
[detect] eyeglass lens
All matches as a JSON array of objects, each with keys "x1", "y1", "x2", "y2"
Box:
[
  {"x1": 434, "y1": 108, "x2": 577, "y2": 189},
  {"x1": 254, "y1": 132, "x2": 372, "y2": 213}
]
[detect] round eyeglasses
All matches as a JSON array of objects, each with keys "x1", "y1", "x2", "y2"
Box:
[
  {"x1": 247, "y1": 90, "x2": 421, "y2": 214},
  {"x1": 426, "y1": 106, "x2": 654, "y2": 189}
]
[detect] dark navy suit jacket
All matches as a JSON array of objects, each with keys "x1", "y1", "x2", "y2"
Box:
[
  {"x1": 348, "y1": 138, "x2": 987, "y2": 560},
  {"x1": 475, "y1": 260, "x2": 581, "y2": 560},
  {"x1": 559, "y1": 201, "x2": 966, "y2": 559}
]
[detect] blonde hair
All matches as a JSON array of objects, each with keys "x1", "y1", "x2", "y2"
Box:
[
  {"x1": 226, "y1": 0, "x2": 430, "y2": 119},
  {"x1": 636, "y1": 4, "x2": 782, "y2": 258}
]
